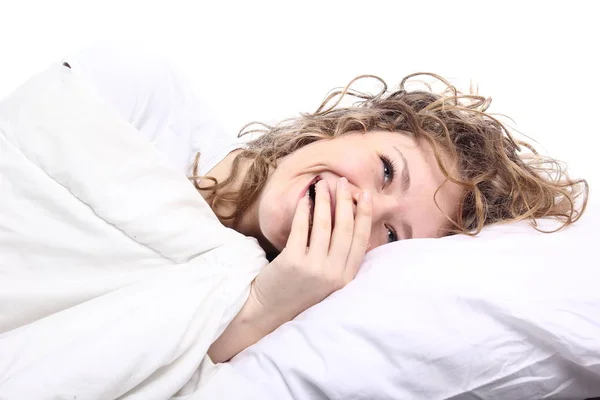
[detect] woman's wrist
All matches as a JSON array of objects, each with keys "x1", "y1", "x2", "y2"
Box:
[{"x1": 207, "y1": 283, "x2": 289, "y2": 363}]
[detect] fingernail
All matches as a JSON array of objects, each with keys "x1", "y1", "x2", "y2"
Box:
[{"x1": 362, "y1": 190, "x2": 371, "y2": 202}]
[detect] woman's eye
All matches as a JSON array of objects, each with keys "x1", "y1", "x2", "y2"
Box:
[
  {"x1": 380, "y1": 155, "x2": 396, "y2": 186},
  {"x1": 383, "y1": 165, "x2": 391, "y2": 182},
  {"x1": 386, "y1": 226, "x2": 398, "y2": 243}
]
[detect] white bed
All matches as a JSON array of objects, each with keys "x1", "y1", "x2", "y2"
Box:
[{"x1": 1, "y1": 45, "x2": 599, "y2": 400}]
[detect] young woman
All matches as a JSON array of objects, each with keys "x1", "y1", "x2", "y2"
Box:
[{"x1": 62, "y1": 44, "x2": 588, "y2": 362}]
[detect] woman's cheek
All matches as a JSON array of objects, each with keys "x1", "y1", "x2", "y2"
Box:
[{"x1": 258, "y1": 197, "x2": 287, "y2": 252}]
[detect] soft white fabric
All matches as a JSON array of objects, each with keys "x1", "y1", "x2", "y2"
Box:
[
  {"x1": 197, "y1": 204, "x2": 600, "y2": 400},
  {"x1": 0, "y1": 62, "x2": 266, "y2": 398},
  {"x1": 2, "y1": 45, "x2": 599, "y2": 400},
  {"x1": 63, "y1": 42, "x2": 244, "y2": 176}
]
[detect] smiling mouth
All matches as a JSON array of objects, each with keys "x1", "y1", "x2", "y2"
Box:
[
  {"x1": 308, "y1": 180, "x2": 317, "y2": 203},
  {"x1": 307, "y1": 176, "x2": 322, "y2": 234}
]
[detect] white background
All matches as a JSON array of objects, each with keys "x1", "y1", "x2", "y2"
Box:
[{"x1": 1, "y1": 0, "x2": 597, "y2": 187}]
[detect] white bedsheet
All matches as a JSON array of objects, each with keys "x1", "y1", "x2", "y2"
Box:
[{"x1": 0, "y1": 64, "x2": 266, "y2": 399}]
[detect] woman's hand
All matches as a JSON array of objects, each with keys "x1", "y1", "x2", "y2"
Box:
[
  {"x1": 251, "y1": 177, "x2": 373, "y2": 321},
  {"x1": 208, "y1": 177, "x2": 372, "y2": 363}
]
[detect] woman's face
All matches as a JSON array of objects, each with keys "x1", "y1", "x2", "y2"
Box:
[{"x1": 251, "y1": 130, "x2": 463, "y2": 252}]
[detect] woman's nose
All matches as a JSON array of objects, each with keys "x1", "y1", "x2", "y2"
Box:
[
  {"x1": 370, "y1": 192, "x2": 407, "y2": 221},
  {"x1": 347, "y1": 186, "x2": 406, "y2": 221}
]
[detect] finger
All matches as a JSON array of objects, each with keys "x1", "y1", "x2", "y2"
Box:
[
  {"x1": 285, "y1": 191, "x2": 311, "y2": 252},
  {"x1": 343, "y1": 190, "x2": 372, "y2": 281},
  {"x1": 308, "y1": 179, "x2": 332, "y2": 255},
  {"x1": 329, "y1": 177, "x2": 354, "y2": 265}
]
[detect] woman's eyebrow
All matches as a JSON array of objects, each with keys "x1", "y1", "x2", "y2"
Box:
[{"x1": 393, "y1": 146, "x2": 411, "y2": 193}]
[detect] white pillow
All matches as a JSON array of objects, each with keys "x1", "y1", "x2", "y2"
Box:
[{"x1": 207, "y1": 199, "x2": 600, "y2": 399}]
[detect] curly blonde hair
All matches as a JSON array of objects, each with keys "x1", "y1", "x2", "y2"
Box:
[{"x1": 190, "y1": 73, "x2": 588, "y2": 235}]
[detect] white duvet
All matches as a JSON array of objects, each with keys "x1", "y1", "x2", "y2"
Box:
[{"x1": 0, "y1": 64, "x2": 267, "y2": 399}]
